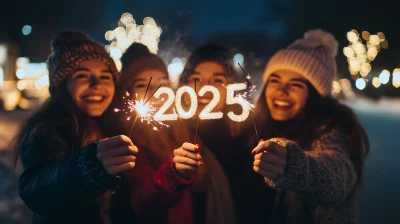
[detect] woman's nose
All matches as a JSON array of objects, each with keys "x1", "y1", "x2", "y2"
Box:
[
  {"x1": 276, "y1": 83, "x2": 290, "y2": 94},
  {"x1": 89, "y1": 75, "x2": 100, "y2": 87}
]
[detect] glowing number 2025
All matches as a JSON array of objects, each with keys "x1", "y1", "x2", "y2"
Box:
[
  {"x1": 198, "y1": 85, "x2": 223, "y2": 120},
  {"x1": 153, "y1": 84, "x2": 250, "y2": 122},
  {"x1": 153, "y1": 87, "x2": 178, "y2": 121},
  {"x1": 226, "y1": 83, "x2": 250, "y2": 122}
]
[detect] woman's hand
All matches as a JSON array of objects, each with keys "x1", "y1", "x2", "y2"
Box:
[
  {"x1": 251, "y1": 140, "x2": 287, "y2": 180},
  {"x1": 97, "y1": 135, "x2": 138, "y2": 175},
  {"x1": 173, "y1": 143, "x2": 203, "y2": 179}
]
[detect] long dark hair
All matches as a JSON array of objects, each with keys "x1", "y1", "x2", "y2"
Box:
[
  {"x1": 13, "y1": 82, "x2": 114, "y2": 168},
  {"x1": 253, "y1": 80, "x2": 369, "y2": 188}
]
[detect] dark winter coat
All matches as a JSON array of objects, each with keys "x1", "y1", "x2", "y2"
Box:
[{"x1": 18, "y1": 119, "x2": 138, "y2": 224}]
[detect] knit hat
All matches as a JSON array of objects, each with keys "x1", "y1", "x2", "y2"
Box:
[
  {"x1": 47, "y1": 31, "x2": 119, "y2": 94},
  {"x1": 263, "y1": 29, "x2": 339, "y2": 96},
  {"x1": 120, "y1": 43, "x2": 168, "y2": 89}
]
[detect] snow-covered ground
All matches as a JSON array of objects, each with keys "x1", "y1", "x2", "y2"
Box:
[
  {"x1": 0, "y1": 97, "x2": 399, "y2": 223},
  {"x1": 345, "y1": 97, "x2": 400, "y2": 223}
]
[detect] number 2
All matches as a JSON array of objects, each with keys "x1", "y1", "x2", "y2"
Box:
[
  {"x1": 153, "y1": 87, "x2": 178, "y2": 121},
  {"x1": 198, "y1": 85, "x2": 223, "y2": 120}
]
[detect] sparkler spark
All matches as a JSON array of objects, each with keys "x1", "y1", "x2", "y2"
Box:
[
  {"x1": 228, "y1": 63, "x2": 259, "y2": 141},
  {"x1": 114, "y1": 92, "x2": 169, "y2": 133}
]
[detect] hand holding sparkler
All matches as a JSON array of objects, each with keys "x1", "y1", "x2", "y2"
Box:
[
  {"x1": 173, "y1": 142, "x2": 203, "y2": 179},
  {"x1": 97, "y1": 135, "x2": 139, "y2": 175},
  {"x1": 251, "y1": 139, "x2": 287, "y2": 180}
]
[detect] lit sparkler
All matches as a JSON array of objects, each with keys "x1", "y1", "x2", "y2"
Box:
[
  {"x1": 227, "y1": 63, "x2": 258, "y2": 141},
  {"x1": 114, "y1": 78, "x2": 169, "y2": 135}
]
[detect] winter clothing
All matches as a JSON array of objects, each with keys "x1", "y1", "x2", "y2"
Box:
[
  {"x1": 263, "y1": 29, "x2": 338, "y2": 96},
  {"x1": 179, "y1": 43, "x2": 267, "y2": 223},
  {"x1": 124, "y1": 150, "x2": 196, "y2": 224},
  {"x1": 120, "y1": 43, "x2": 168, "y2": 90},
  {"x1": 199, "y1": 121, "x2": 276, "y2": 224},
  {"x1": 47, "y1": 31, "x2": 119, "y2": 94},
  {"x1": 265, "y1": 125, "x2": 362, "y2": 224},
  {"x1": 17, "y1": 109, "x2": 137, "y2": 224},
  {"x1": 121, "y1": 119, "x2": 236, "y2": 224}
]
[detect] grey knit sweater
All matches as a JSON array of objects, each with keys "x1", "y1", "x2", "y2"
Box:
[{"x1": 265, "y1": 128, "x2": 363, "y2": 224}]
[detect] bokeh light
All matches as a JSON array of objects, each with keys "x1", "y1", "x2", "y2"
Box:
[
  {"x1": 372, "y1": 77, "x2": 381, "y2": 88},
  {"x1": 22, "y1": 25, "x2": 32, "y2": 35},
  {"x1": 379, "y1": 69, "x2": 390, "y2": 84},
  {"x1": 106, "y1": 13, "x2": 162, "y2": 71},
  {"x1": 355, "y1": 78, "x2": 366, "y2": 90}
]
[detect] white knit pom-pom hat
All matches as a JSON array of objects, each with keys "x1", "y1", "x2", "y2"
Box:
[{"x1": 263, "y1": 29, "x2": 339, "y2": 96}]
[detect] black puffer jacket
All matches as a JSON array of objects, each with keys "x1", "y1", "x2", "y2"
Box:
[{"x1": 18, "y1": 116, "x2": 139, "y2": 224}]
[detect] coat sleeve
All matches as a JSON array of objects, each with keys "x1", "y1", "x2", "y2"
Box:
[
  {"x1": 124, "y1": 151, "x2": 195, "y2": 218},
  {"x1": 18, "y1": 123, "x2": 117, "y2": 217},
  {"x1": 264, "y1": 128, "x2": 358, "y2": 204}
]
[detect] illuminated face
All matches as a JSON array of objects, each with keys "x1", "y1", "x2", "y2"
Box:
[
  {"x1": 265, "y1": 70, "x2": 309, "y2": 121},
  {"x1": 66, "y1": 60, "x2": 115, "y2": 117},
  {"x1": 129, "y1": 69, "x2": 169, "y2": 105},
  {"x1": 187, "y1": 61, "x2": 229, "y2": 113}
]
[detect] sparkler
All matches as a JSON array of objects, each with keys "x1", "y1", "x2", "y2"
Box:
[
  {"x1": 194, "y1": 80, "x2": 199, "y2": 144},
  {"x1": 226, "y1": 63, "x2": 258, "y2": 141},
  {"x1": 114, "y1": 78, "x2": 169, "y2": 136}
]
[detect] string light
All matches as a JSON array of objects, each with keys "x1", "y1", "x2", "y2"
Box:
[
  {"x1": 343, "y1": 30, "x2": 389, "y2": 90},
  {"x1": 105, "y1": 13, "x2": 162, "y2": 71}
]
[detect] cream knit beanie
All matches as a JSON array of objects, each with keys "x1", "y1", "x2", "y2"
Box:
[{"x1": 263, "y1": 29, "x2": 339, "y2": 96}]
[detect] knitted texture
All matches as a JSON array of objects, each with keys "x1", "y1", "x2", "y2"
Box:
[
  {"x1": 47, "y1": 31, "x2": 119, "y2": 94},
  {"x1": 263, "y1": 29, "x2": 338, "y2": 96},
  {"x1": 265, "y1": 127, "x2": 359, "y2": 224}
]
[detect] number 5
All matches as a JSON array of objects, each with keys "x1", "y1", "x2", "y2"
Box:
[{"x1": 226, "y1": 83, "x2": 250, "y2": 122}]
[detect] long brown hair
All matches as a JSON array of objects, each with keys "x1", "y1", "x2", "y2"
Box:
[
  {"x1": 13, "y1": 82, "x2": 114, "y2": 168},
  {"x1": 253, "y1": 81, "x2": 369, "y2": 188}
]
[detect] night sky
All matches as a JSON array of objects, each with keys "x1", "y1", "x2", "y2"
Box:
[{"x1": 1, "y1": 0, "x2": 398, "y2": 97}]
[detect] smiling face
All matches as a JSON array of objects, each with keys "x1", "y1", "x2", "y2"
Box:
[
  {"x1": 186, "y1": 61, "x2": 229, "y2": 112},
  {"x1": 66, "y1": 59, "x2": 115, "y2": 117},
  {"x1": 129, "y1": 69, "x2": 169, "y2": 105},
  {"x1": 265, "y1": 70, "x2": 309, "y2": 121}
]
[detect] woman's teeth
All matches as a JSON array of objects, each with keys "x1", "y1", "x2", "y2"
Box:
[
  {"x1": 83, "y1": 96, "x2": 104, "y2": 102},
  {"x1": 274, "y1": 100, "x2": 291, "y2": 107}
]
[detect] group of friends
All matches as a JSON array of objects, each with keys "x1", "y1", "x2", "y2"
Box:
[{"x1": 13, "y1": 29, "x2": 369, "y2": 224}]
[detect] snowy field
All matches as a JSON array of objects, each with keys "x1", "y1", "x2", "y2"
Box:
[{"x1": 0, "y1": 97, "x2": 399, "y2": 223}]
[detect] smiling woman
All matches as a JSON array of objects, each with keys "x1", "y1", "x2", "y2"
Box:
[
  {"x1": 13, "y1": 31, "x2": 140, "y2": 224},
  {"x1": 249, "y1": 29, "x2": 369, "y2": 224},
  {"x1": 66, "y1": 60, "x2": 115, "y2": 117},
  {"x1": 265, "y1": 71, "x2": 309, "y2": 121}
]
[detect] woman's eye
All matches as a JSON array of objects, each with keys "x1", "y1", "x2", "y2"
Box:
[
  {"x1": 291, "y1": 83, "x2": 304, "y2": 88},
  {"x1": 269, "y1": 79, "x2": 279, "y2": 84},
  {"x1": 75, "y1": 74, "x2": 88, "y2": 79},
  {"x1": 214, "y1": 78, "x2": 224, "y2": 83},
  {"x1": 191, "y1": 77, "x2": 201, "y2": 82},
  {"x1": 100, "y1": 75, "x2": 112, "y2": 80},
  {"x1": 135, "y1": 84, "x2": 146, "y2": 88}
]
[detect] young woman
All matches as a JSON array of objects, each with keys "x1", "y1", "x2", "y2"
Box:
[
  {"x1": 115, "y1": 43, "x2": 235, "y2": 224},
  {"x1": 179, "y1": 44, "x2": 274, "y2": 223},
  {"x1": 14, "y1": 31, "x2": 138, "y2": 224},
  {"x1": 251, "y1": 29, "x2": 369, "y2": 223}
]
